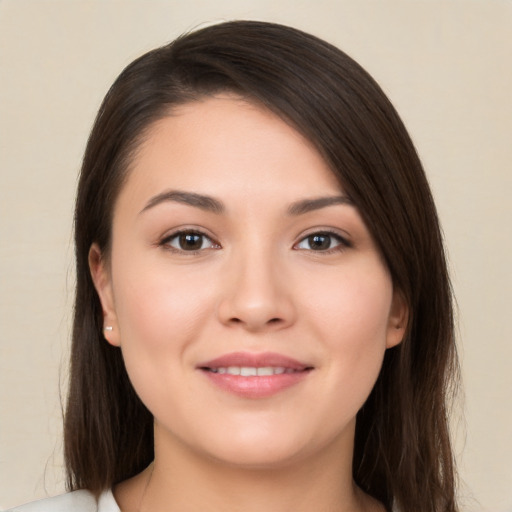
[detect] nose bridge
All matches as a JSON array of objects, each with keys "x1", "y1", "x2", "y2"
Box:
[{"x1": 217, "y1": 235, "x2": 295, "y2": 331}]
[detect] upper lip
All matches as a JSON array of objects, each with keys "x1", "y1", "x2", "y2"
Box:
[{"x1": 197, "y1": 351, "x2": 312, "y2": 371}]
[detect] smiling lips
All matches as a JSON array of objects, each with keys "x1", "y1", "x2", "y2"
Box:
[{"x1": 198, "y1": 352, "x2": 313, "y2": 399}]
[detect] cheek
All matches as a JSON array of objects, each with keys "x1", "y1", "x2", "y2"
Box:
[
  {"x1": 304, "y1": 262, "x2": 393, "y2": 338},
  {"x1": 109, "y1": 250, "x2": 216, "y2": 399},
  {"x1": 112, "y1": 251, "x2": 214, "y2": 345},
  {"x1": 301, "y1": 262, "x2": 393, "y2": 391}
]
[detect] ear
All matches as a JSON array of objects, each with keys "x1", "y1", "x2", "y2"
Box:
[
  {"x1": 386, "y1": 289, "x2": 409, "y2": 349},
  {"x1": 88, "y1": 243, "x2": 121, "y2": 347}
]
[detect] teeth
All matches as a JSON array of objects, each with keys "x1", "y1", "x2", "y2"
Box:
[
  {"x1": 210, "y1": 366, "x2": 292, "y2": 376},
  {"x1": 240, "y1": 367, "x2": 257, "y2": 376}
]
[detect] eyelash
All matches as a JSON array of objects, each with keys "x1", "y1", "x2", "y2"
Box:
[
  {"x1": 159, "y1": 229, "x2": 220, "y2": 254},
  {"x1": 159, "y1": 229, "x2": 351, "y2": 255},
  {"x1": 293, "y1": 230, "x2": 352, "y2": 254}
]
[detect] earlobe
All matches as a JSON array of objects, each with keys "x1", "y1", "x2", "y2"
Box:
[
  {"x1": 386, "y1": 290, "x2": 409, "y2": 349},
  {"x1": 88, "y1": 243, "x2": 121, "y2": 347}
]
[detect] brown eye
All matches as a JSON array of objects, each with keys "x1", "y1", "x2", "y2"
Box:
[
  {"x1": 295, "y1": 231, "x2": 349, "y2": 252},
  {"x1": 178, "y1": 233, "x2": 204, "y2": 250},
  {"x1": 163, "y1": 231, "x2": 217, "y2": 252},
  {"x1": 307, "y1": 234, "x2": 331, "y2": 250}
]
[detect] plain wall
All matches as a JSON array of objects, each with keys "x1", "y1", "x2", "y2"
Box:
[{"x1": 1, "y1": 0, "x2": 511, "y2": 510}]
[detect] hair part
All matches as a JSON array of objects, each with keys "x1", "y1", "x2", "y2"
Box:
[{"x1": 66, "y1": 20, "x2": 459, "y2": 511}]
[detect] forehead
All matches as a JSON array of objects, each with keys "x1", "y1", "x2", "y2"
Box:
[{"x1": 117, "y1": 95, "x2": 343, "y2": 214}]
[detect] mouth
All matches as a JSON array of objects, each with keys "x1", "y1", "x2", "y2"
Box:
[
  {"x1": 204, "y1": 366, "x2": 306, "y2": 376},
  {"x1": 197, "y1": 352, "x2": 313, "y2": 398}
]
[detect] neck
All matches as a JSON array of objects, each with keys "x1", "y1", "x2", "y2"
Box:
[{"x1": 114, "y1": 421, "x2": 383, "y2": 512}]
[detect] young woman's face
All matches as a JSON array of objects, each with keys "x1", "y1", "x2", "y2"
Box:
[{"x1": 91, "y1": 96, "x2": 406, "y2": 469}]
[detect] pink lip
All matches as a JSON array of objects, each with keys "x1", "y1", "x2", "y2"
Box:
[
  {"x1": 197, "y1": 351, "x2": 313, "y2": 399},
  {"x1": 199, "y1": 351, "x2": 310, "y2": 370}
]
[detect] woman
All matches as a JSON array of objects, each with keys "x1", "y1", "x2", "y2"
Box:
[{"x1": 10, "y1": 20, "x2": 459, "y2": 512}]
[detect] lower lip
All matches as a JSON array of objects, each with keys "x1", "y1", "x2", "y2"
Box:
[{"x1": 201, "y1": 370, "x2": 311, "y2": 399}]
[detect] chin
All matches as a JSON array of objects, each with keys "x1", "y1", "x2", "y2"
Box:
[
  {"x1": 192, "y1": 421, "x2": 346, "y2": 471},
  {"x1": 205, "y1": 442, "x2": 309, "y2": 470}
]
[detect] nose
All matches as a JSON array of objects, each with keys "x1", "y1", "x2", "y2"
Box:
[{"x1": 216, "y1": 249, "x2": 296, "y2": 333}]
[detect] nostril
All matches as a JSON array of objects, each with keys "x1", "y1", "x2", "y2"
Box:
[{"x1": 228, "y1": 316, "x2": 283, "y2": 327}]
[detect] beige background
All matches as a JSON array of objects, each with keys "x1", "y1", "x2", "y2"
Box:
[{"x1": 0, "y1": 0, "x2": 511, "y2": 510}]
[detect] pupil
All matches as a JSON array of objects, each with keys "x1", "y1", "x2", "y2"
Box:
[
  {"x1": 179, "y1": 233, "x2": 202, "y2": 250},
  {"x1": 309, "y1": 234, "x2": 330, "y2": 250}
]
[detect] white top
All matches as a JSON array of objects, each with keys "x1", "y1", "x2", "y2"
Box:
[
  {"x1": 5, "y1": 490, "x2": 120, "y2": 512},
  {"x1": 7, "y1": 489, "x2": 397, "y2": 511}
]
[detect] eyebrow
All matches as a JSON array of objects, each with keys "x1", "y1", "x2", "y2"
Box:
[
  {"x1": 287, "y1": 195, "x2": 353, "y2": 215},
  {"x1": 139, "y1": 189, "x2": 353, "y2": 216},
  {"x1": 140, "y1": 190, "x2": 225, "y2": 215}
]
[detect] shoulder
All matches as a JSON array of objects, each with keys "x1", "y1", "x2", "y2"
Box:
[{"x1": 5, "y1": 489, "x2": 120, "y2": 512}]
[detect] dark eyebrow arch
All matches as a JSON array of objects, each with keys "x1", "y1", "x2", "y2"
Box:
[
  {"x1": 287, "y1": 195, "x2": 353, "y2": 215},
  {"x1": 139, "y1": 190, "x2": 225, "y2": 215}
]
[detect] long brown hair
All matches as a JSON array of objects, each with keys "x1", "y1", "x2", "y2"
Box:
[{"x1": 66, "y1": 20, "x2": 459, "y2": 511}]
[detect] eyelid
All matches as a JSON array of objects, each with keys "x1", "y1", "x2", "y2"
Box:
[
  {"x1": 159, "y1": 227, "x2": 221, "y2": 253},
  {"x1": 293, "y1": 229, "x2": 352, "y2": 253},
  {"x1": 157, "y1": 226, "x2": 351, "y2": 255}
]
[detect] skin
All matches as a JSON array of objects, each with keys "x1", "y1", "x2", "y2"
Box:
[{"x1": 90, "y1": 95, "x2": 407, "y2": 512}]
